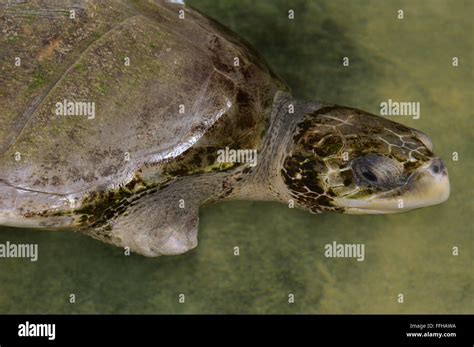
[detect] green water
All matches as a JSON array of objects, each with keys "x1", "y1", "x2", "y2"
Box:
[{"x1": 0, "y1": 0, "x2": 472, "y2": 313}]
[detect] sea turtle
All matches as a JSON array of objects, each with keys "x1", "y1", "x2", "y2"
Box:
[{"x1": 0, "y1": 0, "x2": 449, "y2": 256}]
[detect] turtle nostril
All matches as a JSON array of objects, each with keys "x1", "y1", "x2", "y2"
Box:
[{"x1": 430, "y1": 159, "x2": 446, "y2": 175}]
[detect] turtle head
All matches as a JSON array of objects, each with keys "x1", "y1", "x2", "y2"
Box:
[{"x1": 281, "y1": 105, "x2": 449, "y2": 214}]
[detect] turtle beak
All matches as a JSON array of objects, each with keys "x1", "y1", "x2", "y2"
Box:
[
  {"x1": 390, "y1": 157, "x2": 450, "y2": 210},
  {"x1": 335, "y1": 158, "x2": 450, "y2": 214}
]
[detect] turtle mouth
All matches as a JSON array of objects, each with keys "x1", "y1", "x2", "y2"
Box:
[{"x1": 334, "y1": 158, "x2": 450, "y2": 214}]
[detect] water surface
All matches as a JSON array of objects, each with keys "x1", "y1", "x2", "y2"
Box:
[{"x1": 0, "y1": 0, "x2": 472, "y2": 313}]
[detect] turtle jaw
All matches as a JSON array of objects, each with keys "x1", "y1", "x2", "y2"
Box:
[{"x1": 334, "y1": 158, "x2": 450, "y2": 214}]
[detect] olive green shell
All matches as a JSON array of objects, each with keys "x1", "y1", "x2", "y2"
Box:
[{"x1": 0, "y1": 0, "x2": 287, "y2": 210}]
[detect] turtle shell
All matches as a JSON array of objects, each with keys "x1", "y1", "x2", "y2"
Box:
[{"x1": 0, "y1": 0, "x2": 287, "y2": 213}]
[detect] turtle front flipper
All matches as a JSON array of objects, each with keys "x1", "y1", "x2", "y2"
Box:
[
  {"x1": 118, "y1": 202, "x2": 199, "y2": 257},
  {"x1": 81, "y1": 181, "x2": 202, "y2": 257}
]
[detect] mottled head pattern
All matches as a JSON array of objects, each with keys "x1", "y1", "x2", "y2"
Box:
[{"x1": 282, "y1": 106, "x2": 449, "y2": 214}]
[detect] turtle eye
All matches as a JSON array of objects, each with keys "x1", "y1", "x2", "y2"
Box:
[
  {"x1": 362, "y1": 170, "x2": 378, "y2": 182},
  {"x1": 351, "y1": 155, "x2": 403, "y2": 190}
]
